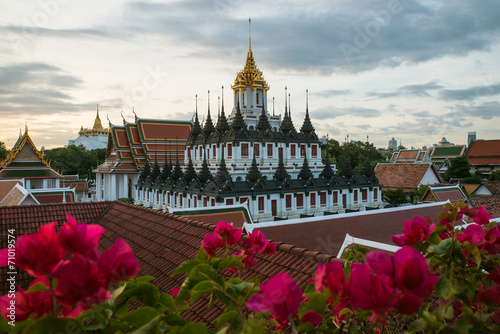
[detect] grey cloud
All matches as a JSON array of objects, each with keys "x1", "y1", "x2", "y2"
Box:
[
  {"x1": 311, "y1": 106, "x2": 381, "y2": 119},
  {"x1": 439, "y1": 82, "x2": 500, "y2": 101},
  {"x1": 368, "y1": 81, "x2": 443, "y2": 99},
  {"x1": 413, "y1": 111, "x2": 432, "y2": 118},
  {"x1": 314, "y1": 89, "x2": 352, "y2": 98},
  {"x1": 452, "y1": 101, "x2": 500, "y2": 120}
]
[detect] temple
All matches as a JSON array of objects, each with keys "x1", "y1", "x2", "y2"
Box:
[{"x1": 68, "y1": 106, "x2": 109, "y2": 150}]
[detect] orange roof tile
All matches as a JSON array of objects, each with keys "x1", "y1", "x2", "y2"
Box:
[{"x1": 375, "y1": 163, "x2": 440, "y2": 191}]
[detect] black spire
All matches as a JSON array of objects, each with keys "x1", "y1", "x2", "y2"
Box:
[
  {"x1": 150, "y1": 157, "x2": 160, "y2": 182},
  {"x1": 279, "y1": 87, "x2": 296, "y2": 137},
  {"x1": 362, "y1": 137, "x2": 375, "y2": 179},
  {"x1": 273, "y1": 156, "x2": 290, "y2": 184},
  {"x1": 202, "y1": 91, "x2": 215, "y2": 139},
  {"x1": 198, "y1": 154, "x2": 212, "y2": 185},
  {"x1": 189, "y1": 95, "x2": 202, "y2": 142},
  {"x1": 216, "y1": 86, "x2": 230, "y2": 136},
  {"x1": 320, "y1": 156, "x2": 335, "y2": 181},
  {"x1": 171, "y1": 144, "x2": 183, "y2": 181},
  {"x1": 300, "y1": 89, "x2": 317, "y2": 140},
  {"x1": 183, "y1": 158, "x2": 197, "y2": 183},
  {"x1": 298, "y1": 157, "x2": 313, "y2": 183},
  {"x1": 340, "y1": 140, "x2": 354, "y2": 180},
  {"x1": 215, "y1": 156, "x2": 231, "y2": 184},
  {"x1": 230, "y1": 99, "x2": 246, "y2": 132},
  {"x1": 138, "y1": 156, "x2": 150, "y2": 185},
  {"x1": 246, "y1": 156, "x2": 262, "y2": 184},
  {"x1": 256, "y1": 107, "x2": 271, "y2": 133}
]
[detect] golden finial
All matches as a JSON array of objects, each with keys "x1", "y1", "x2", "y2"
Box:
[{"x1": 248, "y1": 18, "x2": 252, "y2": 51}]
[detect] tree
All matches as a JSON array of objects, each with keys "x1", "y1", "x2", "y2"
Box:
[
  {"x1": 413, "y1": 184, "x2": 429, "y2": 203},
  {"x1": 443, "y1": 156, "x2": 471, "y2": 181},
  {"x1": 489, "y1": 170, "x2": 500, "y2": 181},
  {"x1": 44, "y1": 145, "x2": 106, "y2": 179},
  {"x1": 463, "y1": 170, "x2": 483, "y2": 184},
  {"x1": 0, "y1": 141, "x2": 9, "y2": 161},
  {"x1": 383, "y1": 188, "x2": 409, "y2": 207},
  {"x1": 321, "y1": 139, "x2": 384, "y2": 175}
]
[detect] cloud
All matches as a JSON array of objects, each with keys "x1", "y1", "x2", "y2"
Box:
[
  {"x1": 451, "y1": 101, "x2": 500, "y2": 120},
  {"x1": 438, "y1": 82, "x2": 500, "y2": 100},
  {"x1": 0, "y1": 62, "x2": 120, "y2": 116},
  {"x1": 314, "y1": 89, "x2": 351, "y2": 98},
  {"x1": 413, "y1": 111, "x2": 432, "y2": 118},
  {"x1": 311, "y1": 106, "x2": 381, "y2": 119},
  {"x1": 367, "y1": 81, "x2": 443, "y2": 99}
]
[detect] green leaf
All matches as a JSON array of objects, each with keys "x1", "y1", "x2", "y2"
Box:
[
  {"x1": 158, "y1": 293, "x2": 176, "y2": 310},
  {"x1": 25, "y1": 282, "x2": 49, "y2": 293},
  {"x1": 172, "y1": 259, "x2": 200, "y2": 276},
  {"x1": 225, "y1": 281, "x2": 253, "y2": 295},
  {"x1": 427, "y1": 232, "x2": 441, "y2": 246},
  {"x1": 214, "y1": 256, "x2": 244, "y2": 271},
  {"x1": 180, "y1": 322, "x2": 208, "y2": 334},
  {"x1": 190, "y1": 263, "x2": 219, "y2": 281},
  {"x1": 162, "y1": 313, "x2": 188, "y2": 327},
  {"x1": 108, "y1": 284, "x2": 126, "y2": 307},
  {"x1": 190, "y1": 280, "x2": 216, "y2": 305},
  {"x1": 435, "y1": 238, "x2": 460, "y2": 258},
  {"x1": 461, "y1": 241, "x2": 482, "y2": 267},
  {"x1": 215, "y1": 310, "x2": 241, "y2": 330},
  {"x1": 120, "y1": 282, "x2": 160, "y2": 306},
  {"x1": 131, "y1": 315, "x2": 161, "y2": 334},
  {"x1": 436, "y1": 275, "x2": 458, "y2": 299},
  {"x1": 242, "y1": 317, "x2": 265, "y2": 334},
  {"x1": 122, "y1": 306, "x2": 159, "y2": 329},
  {"x1": 452, "y1": 319, "x2": 473, "y2": 334},
  {"x1": 136, "y1": 275, "x2": 156, "y2": 283},
  {"x1": 299, "y1": 290, "x2": 329, "y2": 318},
  {"x1": 176, "y1": 277, "x2": 196, "y2": 302},
  {"x1": 406, "y1": 319, "x2": 427, "y2": 333},
  {"x1": 115, "y1": 300, "x2": 130, "y2": 317},
  {"x1": 196, "y1": 246, "x2": 210, "y2": 263},
  {"x1": 22, "y1": 315, "x2": 81, "y2": 334}
]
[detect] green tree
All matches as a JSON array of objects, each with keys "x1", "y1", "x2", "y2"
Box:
[
  {"x1": 462, "y1": 170, "x2": 483, "y2": 184},
  {"x1": 44, "y1": 145, "x2": 106, "y2": 179},
  {"x1": 0, "y1": 141, "x2": 9, "y2": 161},
  {"x1": 413, "y1": 184, "x2": 429, "y2": 203},
  {"x1": 321, "y1": 139, "x2": 384, "y2": 175},
  {"x1": 383, "y1": 188, "x2": 409, "y2": 207},
  {"x1": 443, "y1": 156, "x2": 471, "y2": 181},
  {"x1": 489, "y1": 170, "x2": 500, "y2": 181}
]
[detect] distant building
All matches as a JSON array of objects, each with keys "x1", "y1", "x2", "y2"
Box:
[
  {"x1": 388, "y1": 137, "x2": 397, "y2": 151},
  {"x1": 468, "y1": 132, "x2": 477, "y2": 146},
  {"x1": 68, "y1": 106, "x2": 108, "y2": 150},
  {"x1": 437, "y1": 137, "x2": 455, "y2": 147},
  {"x1": 466, "y1": 139, "x2": 500, "y2": 177}
]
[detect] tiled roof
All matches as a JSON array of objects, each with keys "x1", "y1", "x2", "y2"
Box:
[
  {"x1": 421, "y1": 186, "x2": 467, "y2": 203},
  {"x1": 170, "y1": 204, "x2": 254, "y2": 228},
  {"x1": 398, "y1": 150, "x2": 419, "y2": 159},
  {"x1": 466, "y1": 140, "x2": 500, "y2": 165},
  {"x1": 431, "y1": 145, "x2": 466, "y2": 157},
  {"x1": 469, "y1": 196, "x2": 500, "y2": 219},
  {"x1": 245, "y1": 202, "x2": 447, "y2": 258},
  {"x1": 31, "y1": 191, "x2": 75, "y2": 204},
  {"x1": 484, "y1": 182, "x2": 500, "y2": 195},
  {"x1": 0, "y1": 180, "x2": 22, "y2": 202},
  {"x1": 0, "y1": 185, "x2": 25, "y2": 206},
  {"x1": 375, "y1": 163, "x2": 440, "y2": 191},
  {"x1": 1, "y1": 201, "x2": 337, "y2": 325},
  {"x1": 463, "y1": 184, "x2": 480, "y2": 196}
]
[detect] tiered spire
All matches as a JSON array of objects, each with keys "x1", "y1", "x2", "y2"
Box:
[
  {"x1": 340, "y1": 139, "x2": 354, "y2": 180},
  {"x1": 202, "y1": 91, "x2": 215, "y2": 139},
  {"x1": 298, "y1": 157, "x2": 313, "y2": 183},
  {"x1": 273, "y1": 156, "x2": 290, "y2": 185},
  {"x1": 183, "y1": 158, "x2": 197, "y2": 183},
  {"x1": 215, "y1": 156, "x2": 231, "y2": 185},
  {"x1": 138, "y1": 157, "x2": 150, "y2": 185},
  {"x1": 320, "y1": 156, "x2": 335, "y2": 182},
  {"x1": 171, "y1": 146, "x2": 183, "y2": 181},
  {"x1": 215, "y1": 86, "x2": 230, "y2": 136},
  {"x1": 300, "y1": 89, "x2": 317, "y2": 140},
  {"x1": 230, "y1": 100, "x2": 246, "y2": 132},
  {"x1": 247, "y1": 156, "x2": 263, "y2": 184},
  {"x1": 279, "y1": 87, "x2": 296, "y2": 137},
  {"x1": 189, "y1": 95, "x2": 202, "y2": 142},
  {"x1": 362, "y1": 136, "x2": 375, "y2": 180},
  {"x1": 198, "y1": 154, "x2": 213, "y2": 185},
  {"x1": 256, "y1": 107, "x2": 271, "y2": 133}
]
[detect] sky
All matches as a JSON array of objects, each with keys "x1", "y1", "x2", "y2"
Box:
[{"x1": 0, "y1": 0, "x2": 499, "y2": 150}]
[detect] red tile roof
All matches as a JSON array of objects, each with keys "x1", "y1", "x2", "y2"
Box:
[
  {"x1": 245, "y1": 202, "x2": 446, "y2": 258},
  {"x1": 1, "y1": 201, "x2": 337, "y2": 325},
  {"x1": 466, "y1": 140, "x2": 500, "y2": 165},
  {"x1": 469, "y1": 196, "x2": 500, "y2": 219},
  {"x1": 0, "y1": 180, "x2": 22, "y2": 202},
  {"x1": 375, "y1": 163, "x2": 440, "y2": 191}
]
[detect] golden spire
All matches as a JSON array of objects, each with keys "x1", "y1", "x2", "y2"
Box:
[
  {"x1": 233, "y1": 18, "x2": 269, "y2": 91},
  {"x1": 93, "y1": 104, "x2": 104, "y2": 130}
]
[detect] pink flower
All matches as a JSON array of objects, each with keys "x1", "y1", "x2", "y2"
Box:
[
  {"x1": 202, "y1": 233, "x2": 224, "y2": 257},
  {"x1": 301, "y1": 310, "x2": 322, "y2": 326},
  {"x1": 487, "y1": 265, "x2": 500, "y2": 284},
  {"x1": 14, "y1": 222, "x2": 67, "y2": 277},
  {"x1": 58, "y1": 214, "x2": 105, "y2": 258},
  {"x1": 346, "y1": 263, "x2": 395, "y2": 321},
  {"x1": 0, "y1": 291, "x2": 31, "y2": 322},
  {"x1": 484, "y1": 226, "x2": 500, "y2": 254},
  {"x1": 214, "y1": 221, "x2": 242, "y2": 246},
  {"x1": 392, "y1": 247, "x2": 438, "y2": 298},
  {"x1": 392, "y1": 216, "x2": 435, "y2": 247},
  {"x1": 264, "y1": 242, "x2": 277, "y2": 256},
  {"x1": 473, "y1": 206, "x2": 492, "y2": 226},
  {"x1": 98, "y1": 238, "x2": 139, "y2": 285},
  {"x1": 171, "y1": 287, "x2": 180, "y2": 298},
  {"x1": 247, "y1": 272, "x2": 303, "y2": 325},
  {"x1": 315, "y1": 262, "x2": 346, "y2": 296},
  {"x1": 478, "y1": 285, "x2": 500, "y2": 306},
  {"x1": 54, "y1": 254, "x2": 105, "y2": 306},
  {"x1": 243, "y1": 229, "x2": 269, "y2": 253},
  {"x1": 457, "y1": 224, "x2": 484, "y2": 245}
]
